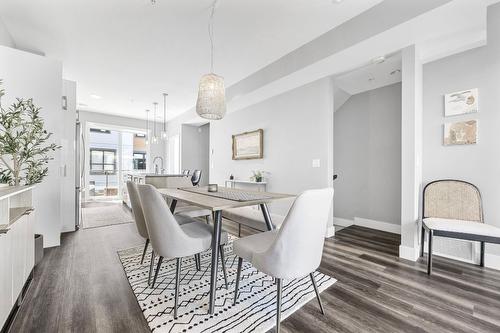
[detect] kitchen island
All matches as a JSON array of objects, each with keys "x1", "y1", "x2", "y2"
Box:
[{"x1": 122, "y1": 173, "x2": 190, "y2": 208}]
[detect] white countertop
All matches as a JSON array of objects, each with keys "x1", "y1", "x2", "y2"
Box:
[
  {"x1": 0, "y1": 185, "x2": 34, "y2": 201},
  {"x1": 127, "y1": 173, "x2": 186, "y2": 178}
]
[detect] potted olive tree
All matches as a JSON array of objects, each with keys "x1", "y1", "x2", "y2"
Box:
[{"x1": 0, "y1": 80, "x2": 60, "y2": 186}]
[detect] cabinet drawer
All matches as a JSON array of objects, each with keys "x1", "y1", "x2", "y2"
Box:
[{"x1": 0, "y1": 234, "x2": 13, "y2": 326}]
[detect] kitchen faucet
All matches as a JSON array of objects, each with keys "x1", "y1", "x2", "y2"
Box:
[{"x1": 153, "y1": 156, "x2": 164, "y2": 174}]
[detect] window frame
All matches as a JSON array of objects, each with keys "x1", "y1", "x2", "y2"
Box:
[
  {"x1": 89, "y1": 148, "x2": 117, "y2": 175},
  {"x1": 133, "y1": 151, "x2": 147, "y2": 170}
]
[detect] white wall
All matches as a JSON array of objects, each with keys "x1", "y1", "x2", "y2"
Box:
[
  {"x1": 0, "y1": 18, "x2": 14, "y2": 48},
  {"x1": 181, "y1": 123, "x2": 209, "y2": 186},
  {"x1": 61, "y1": 80, "x2": 77, "y2": 233},
  {"x1": 400, "y1": 45, "x2": 424, "y2": 261},
  {"x1": 209, "y1": 78, "x2": 334, "y2": 217},
  {"x1": 422, "y1": 3, "x2": 500, "y2": 265},
  {"x1": 0, "y1": 45, "x2": 63, "y2": 247},
  {"x1": 334, "y1": 83, "x2": 402, "y2": 226}
]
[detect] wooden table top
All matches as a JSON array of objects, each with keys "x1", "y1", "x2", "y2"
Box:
[{"x1": 158, "y1": 186, "x2": 295, "y2": 211}]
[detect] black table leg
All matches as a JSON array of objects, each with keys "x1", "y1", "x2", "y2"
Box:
[
  {"x1": 208, "y1": 210, "x2": 222, "y2": 314},
  {"x1": 169, "y1": 199, "x2": 177, "y2": 213},
  {"x1": 260, "y1": 203, "x2": 274, "y2": 231}
]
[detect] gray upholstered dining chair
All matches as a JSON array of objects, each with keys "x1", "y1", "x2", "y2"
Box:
[
  {"x1": 137, "y1": 184, "x2": 229, "y2": 318},
  {"x1": 182, "y1": 169, "x2": 190, "y2": 175},
  {"x1": 421, "y1": 179, "x2": 500, "y2": 274},
  {"x1": 127, "y1": 181, "x2": 202, "y2": 282},
  {"x1": 233, "y1": 188, "x2": 334, "y2": 333},
  {"x1": 126, "y1": 181, "x2": 150, "y2": 265}
]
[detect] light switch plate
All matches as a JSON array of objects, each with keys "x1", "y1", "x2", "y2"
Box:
[{"x1": 312, "y1": 159, "x2": 321, "y2": 168}]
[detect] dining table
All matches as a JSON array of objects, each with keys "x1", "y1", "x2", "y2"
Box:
[{"x1": 157, "y1": 186, "x2": 295, "y2": 314}]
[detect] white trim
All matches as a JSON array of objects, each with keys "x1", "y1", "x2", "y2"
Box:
[
  {"x1": 354, "y1": 217, "x2": 401, "y2": 234},
  {"x1": 325, "y1": 225, "x2": 335, "y2": 238},
  {"x1": 333, "y1": 217, "x2": 354, "y2": 228},
  {"x1": 485, "y1": 253, "x2": 500, "y2": 271},
  {"x1": 333, "y1": 216, "x2": 400, "y2": 234},
  {"x1": 399, "y1": 245, "x2": 420, "y2": 261}
]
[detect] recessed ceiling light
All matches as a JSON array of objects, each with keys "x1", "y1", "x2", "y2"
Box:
[
  {"x1": 332, "y1": 0, "x2": 343, "y2": 4},
  {"x1": 90, "y1": 94, "x2": 102, "y2": 99},
  {"x1": 371, "y1": 56, "x2": 386, "y2": 64}
]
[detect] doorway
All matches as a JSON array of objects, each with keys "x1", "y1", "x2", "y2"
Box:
[
  {"x1": 181, "y1": 123, "x2": 210, "y2": 186},
  {"x1": 81, "y1": 122, "x2": 149, "y2": 228},
  {"x1": 332, "y1": 53, "x2": 403, "y2": 233}
]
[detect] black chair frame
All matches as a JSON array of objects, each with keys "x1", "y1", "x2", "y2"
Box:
[{"x1": 420, "y1": 179, "x2": 500, "y2": 274}]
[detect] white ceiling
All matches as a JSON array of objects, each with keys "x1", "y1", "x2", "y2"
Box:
[
  {"x1": 0, "y1": 0, "x2": 382, "y2": 121},
  {"x1": 334, "y1": 53, "x2": 402, "y2": 96}
]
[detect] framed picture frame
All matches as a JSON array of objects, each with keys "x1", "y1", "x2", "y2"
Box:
[
  {"x1": 444, "y1": 88, "x2": 478, "y2": 117},
  {"x1": 443, "y1": 120, "x2": 478, "y2": 146},
  {"x1": 232, "y1": 129, "x2": 263, "y2": 160}
]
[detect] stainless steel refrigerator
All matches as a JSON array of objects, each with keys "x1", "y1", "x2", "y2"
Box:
[{"x1": 75, "y1": 117, "x2": 85, "y2": 230}]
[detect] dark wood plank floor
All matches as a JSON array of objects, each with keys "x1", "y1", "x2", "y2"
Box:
[{"x1": 9, "y1": 221, "x2": 500, "y2": 333}]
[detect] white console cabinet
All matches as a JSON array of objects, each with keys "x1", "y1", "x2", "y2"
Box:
[{"x1": 0, "y1": 186, "x2": 35, "y2": 329}]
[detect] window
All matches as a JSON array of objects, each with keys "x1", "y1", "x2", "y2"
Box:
[
  {"x1": 90, "y1": 148, "x2": 117, "y2": 174},
  {"x1": 133, "y1": 152, "x2": 146, "y2": 170}
]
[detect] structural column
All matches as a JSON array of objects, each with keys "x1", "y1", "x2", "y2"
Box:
[{"x1": 400, "y1": 45, "x2": 423, "y2": 261}]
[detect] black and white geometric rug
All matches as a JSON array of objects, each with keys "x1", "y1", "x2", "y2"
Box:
[{"x1": 118, "y1": 238, "x2": 336, "y2": 333}]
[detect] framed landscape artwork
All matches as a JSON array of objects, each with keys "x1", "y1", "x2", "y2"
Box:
[
  {"x1": 444, "y1": 88, "x2": 478, "y2": 116},
  {"x1": 232, "y1": 129, "x2": 263, "y2": 160},
  {"x1": 443, "y1": 120, "x2": 478, "y2": 146}
]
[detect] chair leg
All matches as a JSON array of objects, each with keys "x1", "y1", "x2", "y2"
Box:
[
  {"x1": 276, "y1": 278, "x2": 282, "y2": 333},
  {"x1": 309, "y1": 273, "x2": 325, "y2": 315},
  {"x1": 420, "y1": 226, "x2": 425, "y2": 258},
  {"x1": 233, "y1": 257, "x2": 243, "y2": 305},
  {"x1": 194, "y1": 254, "x2": 201, "y2": 271},
  {"x1": 152, "y1": 256, "x2": 164, "y2": 288},
  {"x1": 238, "y1": 223, "x2": 242, "y2": 238},
  {"x1": 480, "y1": 241, "x2": 485, "y2": 267},
  {"x1": 148, "y1": 250, "x2": 155, "y2": 285},
  {"x1": 141, "y1": 239, "x2": 150, "y2": 265},
  {"x1": 205, "y1": 215, "x2": 210, "y2": 225},
  {"x1": 219, "y1": 245, "x2": 228, "y2": 289},
  {"x1": 174, "y1": 258, "x2": 182, "y2": 319},
  {"x1": 427, "y1": 230, "x2": 433, "y2": 275}
]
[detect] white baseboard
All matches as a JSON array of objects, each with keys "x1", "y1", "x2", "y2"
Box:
[
  {"x1": 333, "y1": 217, "x2": 354, "y2": 227},
  {"x1": 485, "y1": 253, "x2": 500, "y2": 271},
  {"x1": 333, "y1": 216, "x2": 400, "y2": 234},
  {"x1": 399, "y1": 245, "x2": 420, "y2": 261},
  {"x1": 61, "y1": 226, "x2": 76, "y2": 233},
  {"x1": 354, "y1": 217, "x2": 401, "y2": 234},
  {"x1": 325, "y1": 225, "x2": 335, "y2": 238}
]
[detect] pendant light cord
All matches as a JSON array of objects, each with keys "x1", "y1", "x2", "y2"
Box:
[
  {"x1": 163, "y1": 93, "x2": 167, "y2": 132},
  {"x1": 153, "y1": 102, "x2": 158, "y2": 137},
  {"x1": 208, "y1": 0, "x2": 219, "y2": 73}
]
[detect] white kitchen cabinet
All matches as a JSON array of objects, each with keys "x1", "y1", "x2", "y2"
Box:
[
  {"x1": 0, "y1": 186, "x2": 35, "y2": 329},
  {"x1": 9, "y1": 216, "x2": 26, "y2": 305},
  {"x1": 0, "y1": 233, "x2": 12, "y2": 327},
  {"x1": 24, "y1": 212, "x2": 35, "y2": 281}
]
